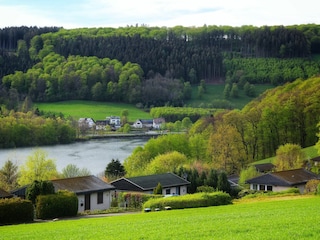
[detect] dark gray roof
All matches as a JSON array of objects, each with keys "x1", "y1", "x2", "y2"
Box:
[
  {"x1": 52, "y1": 175, "x2": 115, "y2": 195},
  {"x1": 0, "y1": 188, "x2": 12, "y2": 198},
  {"x1": 111, "y1": 173, "x2": 190, "y2": 191},
  {"x1": 253, "y1": 163, "x2": 275, "y2": 172},
  {"x1": 246, "y1": 168, "x2": 320, "y2": 186}
]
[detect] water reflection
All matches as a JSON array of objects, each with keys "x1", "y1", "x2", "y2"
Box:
[{"x1": 0, "y1": 138, "x2": 148, "y2": 175}]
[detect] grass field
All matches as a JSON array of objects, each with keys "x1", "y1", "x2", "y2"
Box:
[
  {"x1": 1, "y1": 195, "x2": 319, "y2": 240},
  {"x1": 35, "y1": 100, "x2": 151, "y2": 122},
  {"x1": 34, "y1": 84, "x2": 274, "y2": 122}
]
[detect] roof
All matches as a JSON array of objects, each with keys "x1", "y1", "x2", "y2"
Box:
[
  {"x1": 253, "y1": 163, "x2": 275, "y2": 172},
  {"x1": 246, "y1": 168, "x2": 320, "y2": 186},
  {"x1": 111, "y1": 173, "x2": 190, "y2": 191},
  {"x1": 52, "y1": 175, "x2": 115, "y2": 195},
  {"x1": 0, "y1": 188, "x2": 12, "y2": 198}
]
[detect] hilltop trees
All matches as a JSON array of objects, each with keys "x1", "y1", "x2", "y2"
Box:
[
  {"x1": 0, "y1": 160, "x2": 19, "y2": 191},
  {"x1": 274, "y1": 144, "x2": 305, "y2": 171}
]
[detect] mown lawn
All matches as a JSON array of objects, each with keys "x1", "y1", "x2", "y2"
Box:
[
  {"x1": 35, "y1": 100, "x2": 151, "y2": 122},
  {"x1": 1, "y1": 196, "x2": 319, "y2": 240}
]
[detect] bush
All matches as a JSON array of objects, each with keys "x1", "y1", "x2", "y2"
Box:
[
  {"x1": 142, "y1": 192, "x2": 232, "y2": 211},
  {"x1": 36, "y1": 190, "x2": 78, "y2": 219},
  {"x1": 0, "y1": 198, "x2": 34, "y2": 225},
  {"x1": 305, "y1": 179, "x2": 320, "y2": 194},
  {"x1": 119, "y1": 192, "x2": 162, "y2": 209}
]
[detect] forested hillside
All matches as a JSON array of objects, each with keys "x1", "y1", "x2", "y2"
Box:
[
  {"x1": 1, "y1": 24, "x2": 320, "y2": 108},
  {"x1": 125, "y1": 77, "x2": 320, "y2": 176}
]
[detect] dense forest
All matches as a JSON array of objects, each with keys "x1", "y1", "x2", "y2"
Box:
[
  {"x1": 1, "y1": 24, "x2": 320, "y2": 108},
  {"x1": 1, "y1": 24, "x2": 320, "y2": 163}
]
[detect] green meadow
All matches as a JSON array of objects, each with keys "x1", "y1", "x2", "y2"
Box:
[
  {"x1": 35, "y1": 100, "x2": 151, "y2": 122},
  {"x1": 1, "y1": 196, "x2": 319, "y2": 240}
]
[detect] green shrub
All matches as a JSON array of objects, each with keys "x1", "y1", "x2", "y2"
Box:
[
  {"x1": 241, "y1": 188, "x2": 300, "y2": 199},
  {"x1": 142, "y1": 192, "x2": 232, "y2": 211},
  {"x1": 119, "y1": 192, "x2": 162, "y2": 209},
  {"x1": 36, "y1": 190, "x2": 78, "y2": 219},
  {"x1": 317, "y1": 184, "x2": 320, "y2": 195},
  {"x1": 0, "y1": 198, "x2": 34, "y2": 225}
]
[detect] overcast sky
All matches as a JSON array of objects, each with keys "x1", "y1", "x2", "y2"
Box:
[{"x1": 0, "y1": 0, "x2": 319, "y2": 29}]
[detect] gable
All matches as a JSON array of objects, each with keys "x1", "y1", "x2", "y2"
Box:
[{"x1": 52, "y1": 175, "x2": 115, "y2": 195}]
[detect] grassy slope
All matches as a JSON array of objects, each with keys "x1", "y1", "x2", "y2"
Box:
[
  {"x1": 186, "y1": 84, "x2": 274, "y2": 109},
  {"x1": 35, "y1": 100, "x2": 151, "y2": 122},
  {"x1": 0, "y1": 196, "x2": 319, "y2": 240},
  {"x1": 252, "y1": 145, "x2": 319, "y2": 165}
]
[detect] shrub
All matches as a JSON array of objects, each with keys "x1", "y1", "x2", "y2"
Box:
[
  {"x1": 36, "y1": 190, "x2": 78, "y2": 219},
  {"x1": 0, "y1": 198, "x2": 34, "y2": 225},
  {"x1": 119, "y1": 192, "x2": 162, "y2": 209},
  {"x1": 305, "y1": 179, "x2": 320, "y2": 194},
  {"x1": 142, "y1": 192, "x2": 232, "y2": 211},
  {"x1": 26, "y1": 180, "x2": 55, "y2": 204},
  {"x1": 196, "y1": 185, "x2": 215, "y2": 193}
]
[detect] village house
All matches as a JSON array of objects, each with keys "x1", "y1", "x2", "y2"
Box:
[
  {"x1": 132, "y1": 119, "x2": 153, "y2": 129},
  {"x1": 78, "y1": 118, "x2": 95, "y2": 128},
  {"x1": 110, "y1": 172, "x2": 190, "y2": 195},
  {"x1": 246, "y1": 168, "x2": 320, "y2": 193},
  {"x1": 11, "y1": 176, "x2": 116, "y2": 212},
  {"x1": 51, "y1": 175, "x2": 115, "y2": 212}
]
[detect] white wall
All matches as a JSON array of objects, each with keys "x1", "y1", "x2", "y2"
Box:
[{"x1": 77, "y1": 191, "x2": 113, "y2": 213}]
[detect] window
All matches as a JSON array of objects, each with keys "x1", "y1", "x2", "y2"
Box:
[
  {"x1": 259, "y1": 185, "x2": 265, "y2": 191},
  {"x1": 252, "y1": 184, "x2": 257, "y2": 190},
  {"x1": 267, "y1": 185, "x2": 273, "y2": 191},
  {"x1": 165, "y1": 189, "x2": 171, "y2": 195},
  {"x1": 97, "y1": 192, "x2": 103, "y2": 204}
]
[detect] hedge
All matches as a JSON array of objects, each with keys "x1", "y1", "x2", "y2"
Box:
[
  {"x1": 36, "y1": 190, "x2": 78, "y2": 219},
  {"x1": 142, "y1": 192, "x2": 232, "y2": 211},
  {"x1": 118, "y1": 192, "x2": 162, "y2": 209},
  {"x1": 0, "y1": 198, "x2": 34, "y2": 225}
]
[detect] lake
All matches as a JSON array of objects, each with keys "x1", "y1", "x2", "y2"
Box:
[{"x1": 0, "y1": 138, "x2": 148, "y2": 176}]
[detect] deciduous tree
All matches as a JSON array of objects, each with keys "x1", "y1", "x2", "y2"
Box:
[{"x1": 18, "y1": 149, "x2": 58, "y2": 186}]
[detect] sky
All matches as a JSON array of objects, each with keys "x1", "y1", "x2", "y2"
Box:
[{"x1": 0, "y1": 0, "x2": 319, "y2": 29}]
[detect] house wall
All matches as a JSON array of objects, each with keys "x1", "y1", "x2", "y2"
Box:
[
  {"x1": 250, "y1": 184, "x2": 304, "y2": 193},
  {"x1": 162, "y1": 186, "x2": 188, "y2": 196},
  {"x1": 77, "y1": 190, "x2": 113, "y2": 212}
]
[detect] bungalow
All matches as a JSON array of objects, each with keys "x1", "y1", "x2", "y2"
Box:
[
  {"x1": 0, "y1": 188, "x2": 13, "y2": 198},
  {"x1": 51, "y1": 175, "x2": 115, "y2": 212},
  {"x1": 110, "y1": 172, "x2": 190, "y2": 195},
  {"x1": 246, "y1": 168, "x2": 320, "y2": 193},
  {"x1": 132, "y1": 119, "x2": 153, "y2": 129},
  {"x1": 11, "y1": 176, "x2": 116, "y2": 212}
]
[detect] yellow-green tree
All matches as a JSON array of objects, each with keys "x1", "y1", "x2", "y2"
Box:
[
  {"x1": 274, "y1": 143, "x2": 305, "y2": 171},
  {"x1": 18, "y1": 149, "x2": 58, "y2": 186},
  {"x1": 145, "y1": 151, "x2": 189, "y2": 175}
]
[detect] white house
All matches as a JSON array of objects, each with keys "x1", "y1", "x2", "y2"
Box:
[
  {"x1": 153, "y1": 118, "x2": 165, "y2": 129},
  {"x1": 107, "y1": 116, "x2": 121, "y2": 128},
  {"x1": 51, "y1": 175, "x2": 115, "y2": 212},
  {"x1": 246, "y1": 168, "x2": 320, "y2": 193},
  {"x1": 132, "y1": 119, "x2": 154, "y2": 129},
  {"x1": 78, "y1": 118, "x2": 95, "y2": 128}
]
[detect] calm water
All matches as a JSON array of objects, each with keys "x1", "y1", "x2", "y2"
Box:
[{"x1": 0, "y1": 138, "x2": 148, "y2": 175}]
